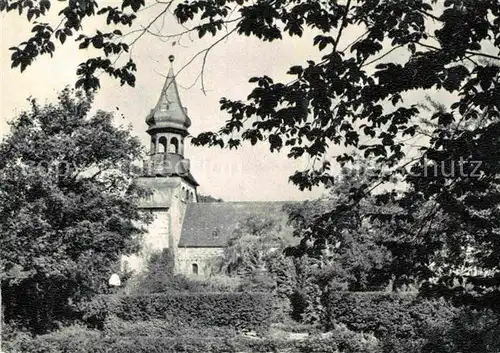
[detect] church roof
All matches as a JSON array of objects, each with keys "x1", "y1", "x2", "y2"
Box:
[
  {"x1": 146, "y1": 55, "x2": 191, "y2": 134},
  {"x1": 178, "y1": 202, "x2": 296, "y2": 248}
]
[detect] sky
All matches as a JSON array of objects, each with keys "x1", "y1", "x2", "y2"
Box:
[{"x1": 0, "y1": 1, "x2": 448, "y2": 201}]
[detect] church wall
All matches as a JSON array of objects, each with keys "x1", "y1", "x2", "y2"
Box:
[
  {"x1": 123, "y1": 176, "x2": 198, "y2": 276},
  {"x1": 144, "y1": 209, "x2": 171, "y2": 250},
  {"x1": 176, "y1": 247, "x2": 224, "y2": 277},
  {"x1": 169, "y1": 183, "x2": 186, "y2": 252},
  {"x1": 122, "y1": 208, "x2": 171, "y2": 273},
  {"x1": 169, "y1": 177, "x2": 197, "y2": 250}
]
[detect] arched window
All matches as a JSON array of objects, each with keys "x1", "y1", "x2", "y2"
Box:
[
  {"x1": 158, "y1": 136, "x2": 167, "y2": 153},
  {"x1": 185, "y1": 189, "x2": 189, "y2": 201},
  {"x1": 169, "y1": 137, "x2": 179, "y2": 154},
  {"x1": 191, "y1": 263, "x2": 199, "y2": 275}
]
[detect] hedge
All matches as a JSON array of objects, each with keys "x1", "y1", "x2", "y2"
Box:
[
  {"x1": 102, "y1": 317, "x2": 238, "y2": 338},
  {"x1": 324, "y1": 291, "x2": 458, "y2": 339},
  {"x1": 81, "y1": 292, "x2": 273, "y2": 331},
  {"x1": 5, "y1": 332, "x2": 379, "y2": 353}
]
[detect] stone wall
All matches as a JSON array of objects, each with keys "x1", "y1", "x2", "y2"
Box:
[
  {"x1": 169, "y1": 177, "x2": 196, "y2": 252},
  {"x1": 176, "y1": 247, "x2": 224, "y2": 277},
  {"x1": 122, "y1": 208, "x2": 171, "y2": 273},
  {"x1": 122, "y1": 175, "x2": 198, "y2": 276}
]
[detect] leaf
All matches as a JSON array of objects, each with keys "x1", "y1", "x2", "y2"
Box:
[{"x1": 287, "y1": 66, "x2": 303, "y2": 75}]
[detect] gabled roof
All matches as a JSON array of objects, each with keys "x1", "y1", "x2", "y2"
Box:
[{"x1": 178, "y1": 202, "x2": 296, "y2": 248}]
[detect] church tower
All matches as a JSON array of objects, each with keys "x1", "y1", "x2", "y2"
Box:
[
  {"x1": 143, "y1": 54, "x2": 196, "y2": 185},
  {"x1": 124, "y1": 55, "x2": 198, "y2": 273}
]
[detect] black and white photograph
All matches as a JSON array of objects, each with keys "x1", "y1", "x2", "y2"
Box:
[{"x1": 1, "y1": 1, "x2": 500, "y2": 352}]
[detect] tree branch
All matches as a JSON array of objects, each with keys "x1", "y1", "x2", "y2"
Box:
[
  {"x1": 333, "y1": 0, "x2": 352, "y2": 53},
  {"x1": 129, "y1": 2, "x2": 173, "y2": 47},
  {"x1": 415, "y1": 8, "x2": 442, "y2": 22},
  {"x1": 362, "y1": 44, "x2": 405, "y2": 67},
  {"x1": 417, "y1": 42, "x2": 500, "y2": 61}
]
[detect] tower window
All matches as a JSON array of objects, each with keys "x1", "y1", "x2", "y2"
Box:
[
  {"x1": 191, "y1": 263, "x2": 199, "y2": 275},
  {"x1": 170, "y1": 137, "x2": 179, "y2": 154},
  {"x1": 158, "y1": 136, "x2": 167, "y2": 153}
]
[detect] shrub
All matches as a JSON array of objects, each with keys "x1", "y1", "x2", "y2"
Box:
[
  {"x1": 193, "y1": 274, "x2": 243, "y2": 292},
  {"x1": 4, "y1": 325, "x2": 101, "y2": 353},
  {"x1": 271, "y1": 321, "x2": 321, "y2": 334},
  {"x1": 132, "y1": 272, "x2": 243, "y2": 295},
  {"x1": 82, "y1": 291, "x2": 272, "y2": 331},
  {"x1": 4, "y1": 324, "x2": 384, "y2": 353},
  {"x1": 423, "y1": 308, "x2": 500, "y2": 353},
  {"x1": 7, "y1": 335, "x2": 233, "y2": 353},
  {"x1": 10, "y1": 335, "x2": 379, "y2": 353},
  {"x1": 325, "y1": 324, "x2": 382, "y2": 353},
  {"x1": 3, "y1": 330, "x2": 39, "y2": 353},
  {"x1": 103, "y1": 316, "x2": 238, "y2": 338},
  {"x1": 325, "y1": 291, "x2": 458, "y2": 340},
  {"x1": 132, "y1": 249, "x2": 175, "y2": 294}
]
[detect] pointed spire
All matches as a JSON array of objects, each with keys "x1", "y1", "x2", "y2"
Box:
[{"x1": 146, "y1": 55, "x2": 191, "y2": 135}]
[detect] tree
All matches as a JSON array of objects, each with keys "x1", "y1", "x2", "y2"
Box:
[
  {"x1": 197, "y1": 194, "x2": 224, "y2": 203},
  {"x1": 0, "y1": 89, "x2": 151, "y2": 333},
  {"x1": 131, "y1": 248, "x2": 175, "y2": 294},
  {"x1": 215, "y1": 215, "x2": 299, "y2": 318},
  {"x1": 285, "y1": 161, "x2": 394, "y2": 292},
  {"x1": 217, "y1": 215, "x2": 288, "y2": 277},
  {"x1": 184, "y1": 1, "x2": 500, "y2": 307}
]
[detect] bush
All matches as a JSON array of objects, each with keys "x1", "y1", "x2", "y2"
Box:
[
  {"x1": 103, "y1": 316, "x2": 238, "y2": 338},
  {"x1": 132, "y1": 272, "x2": 243, "y2": 295},
  {"x1": 131, "y1": 249, "x2": 175, "y2": 294},
  {"x1": 3, "y1": 325, "x2": 101, "y2": 353},
  {"x1": 82, "y1": 292, "x2": 272, "y2": 331},
  {"x1": 325, "y1": 291, "x2": 458, "y2": 340},
  {"x1": 7, "y1": 335, "x2": 233, "y2": 353},
  {"x1": 271, "y1": 321, "x2": 321, "y2": 334},
  {"x1": 423, "y1": 308, "x2": 500, "y2": 353},
  {"x1": 4, "y1": 331, "x2": 381, "y2": 353}
]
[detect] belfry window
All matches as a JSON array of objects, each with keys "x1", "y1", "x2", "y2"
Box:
[
  {"x1": 158, "y1": 136, "x2": 167, "y2": 153},
  {"x1": 191, "y1": 263, "x2": 199, "y2": 275},
  {"x1": 170, "y1": 137, "x2": 179, "y2": 154}
]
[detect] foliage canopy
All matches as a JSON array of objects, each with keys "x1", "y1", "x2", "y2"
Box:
[{"x1": 0, "y1": 89, "x2": 151, "y2": 332}]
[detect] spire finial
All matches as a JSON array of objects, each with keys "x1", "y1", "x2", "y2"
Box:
[{"x1": 168, "y1": 55, "x2": 175, "y2": 64}]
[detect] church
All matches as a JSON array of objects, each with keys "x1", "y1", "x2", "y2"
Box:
[{"x1": 123, "y1": 56, "x2": 293, "y2": 277}]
